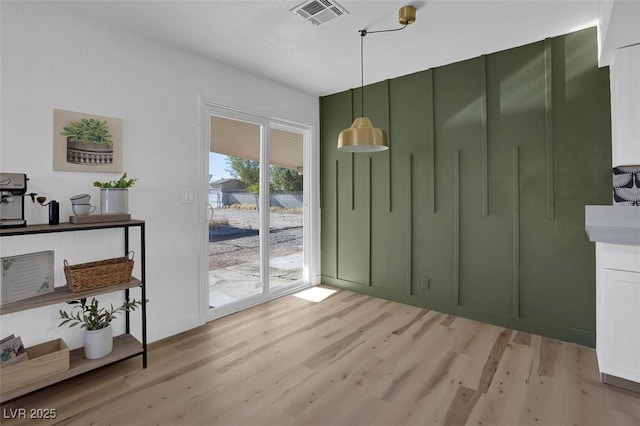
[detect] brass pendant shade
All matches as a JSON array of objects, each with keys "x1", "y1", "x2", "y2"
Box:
[
  {"x1": 337, "y1": 117, "x2": 388, "y2": 152},
  {"x1": 337, "y1": 5, "x2": 415, "y2": 153}
]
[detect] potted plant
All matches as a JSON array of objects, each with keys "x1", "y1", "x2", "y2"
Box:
[
  {"x1": 58, "y1": 297, "x2": 143, "y2": 359},
  {"x1": 61, "y1": 118, "x2": 114, "y2": 165},
  {"x1": 93, "y1": 172, "x2": 138, "y2": 214}
]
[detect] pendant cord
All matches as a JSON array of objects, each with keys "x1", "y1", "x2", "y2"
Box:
[
  {"x1": 358, "y1": 24, "x2": 408, "y2": 117},
  {"x1": 363, "y1": 24, "x2": 408, "y2": 35},
  {"x1": 360, "y1": 33, "x2": 364, "y2": 117}
]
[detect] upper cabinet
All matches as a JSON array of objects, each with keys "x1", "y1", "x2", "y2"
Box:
[
  {"x1": 598, "y1": 0, "x2": 640, "y2": 166},
  {"x1": 610, "y1": 44, "x2": 640, "y2": 166},
  {"x1": 598, "y1": 0, "x2": 640, "y2": 67}
]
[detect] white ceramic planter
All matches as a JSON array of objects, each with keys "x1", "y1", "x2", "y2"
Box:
[
  {"x1": 100, "y1": 188, "x2": 128, "y2": 214},
  {"x1": 84, "y1": 325, "x2": 113, "y2": 359}
]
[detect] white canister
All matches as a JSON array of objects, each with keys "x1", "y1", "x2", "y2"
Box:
[{"x1": 100, "y1": 188, "x2": 128, "y2": 214}]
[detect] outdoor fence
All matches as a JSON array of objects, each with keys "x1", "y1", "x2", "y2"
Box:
[{"x1": 209, "y1": 191, "x2": 303, "y2": 209}]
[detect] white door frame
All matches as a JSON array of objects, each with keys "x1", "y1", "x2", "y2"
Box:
[{"x1": 198, "y1": 97, "x2": 319, "y2": 323}]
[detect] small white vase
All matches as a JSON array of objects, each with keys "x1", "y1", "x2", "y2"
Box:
[
  {"x1": 84, "y1": 325, "x2": 113, "y2": 359},
  {"x1": 100, "y1": 188, "x2": 128, "y2": 214}
]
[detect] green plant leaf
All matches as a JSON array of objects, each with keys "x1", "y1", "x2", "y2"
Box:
[
  {"x1": 57, "y1": 296, "x2": 144, "y2": 330},
  {"x1": 93, "y1": 172, "x2": 138, "y2": 188}
]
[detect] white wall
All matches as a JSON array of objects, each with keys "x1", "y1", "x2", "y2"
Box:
[{"x1": 0, "y1": 2, "x2": 318, "y2": 348}]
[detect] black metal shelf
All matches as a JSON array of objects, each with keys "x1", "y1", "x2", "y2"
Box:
[
  {"x1": 0, "y1": 334, "x2": 142, "y2": 403},
  {"x1": 0, "y1": 219, "x2": 145, "y2": 236},
  {"x1": 0, "y1": 219, "x2": 147, "y2": 403},
  {"x1": 0, "y1": 279, "x2": 143, "y2": 315}
]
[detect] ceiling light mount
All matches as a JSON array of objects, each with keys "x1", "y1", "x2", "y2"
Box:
[
  {"x1": 337, "y1": 5, "x2": 417, "y2": 153},
  {"x1": 399, "y1": 5, "x2": 416, "y2": 25}
]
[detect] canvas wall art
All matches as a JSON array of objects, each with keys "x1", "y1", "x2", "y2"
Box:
[{"x1": 53, "y1": 109, "x2": 123, "y2": 172}]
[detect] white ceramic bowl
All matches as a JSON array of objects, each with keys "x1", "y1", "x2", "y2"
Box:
[
  {"x1": 70, "y1": 194, "x2": 91, "y2": 205},
  {"x1": 72, "y1": 204, "x2": 96, "y2": 215}
]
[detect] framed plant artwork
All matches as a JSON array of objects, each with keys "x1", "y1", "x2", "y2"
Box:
[{"x1": 53, "y1": 109, "x2": 123, "y2": 172}]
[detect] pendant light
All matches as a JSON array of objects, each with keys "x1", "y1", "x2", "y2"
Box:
[{"x1": 337, "y1": 5, "x2": 416, "y2": 153}]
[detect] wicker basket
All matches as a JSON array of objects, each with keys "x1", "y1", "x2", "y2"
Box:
[{"x1": 64, "y1": 251, "x2": 134, "y2": 292}]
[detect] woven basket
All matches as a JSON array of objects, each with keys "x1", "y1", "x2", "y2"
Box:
[{"x1": 64, "y1": 252, "x2": 134, "y2": 292}]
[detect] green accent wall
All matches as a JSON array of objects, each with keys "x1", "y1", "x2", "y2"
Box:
[{"x1": 320, "y1": 27, "x2": 611, "y2": 347}]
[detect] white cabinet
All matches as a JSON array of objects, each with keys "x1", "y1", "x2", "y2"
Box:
[
  {"x1": 610, "y1": 43, "x2": 640, "y2": 166},
  {"x1": 595, "y1": 242, "x2": 640, "y2": 390}
]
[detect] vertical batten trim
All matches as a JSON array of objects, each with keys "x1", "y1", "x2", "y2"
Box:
[
  {"x1": 350, "y1": 88, "x2": 355, "y2": 120},
  {"x1": 480, "y1": 56, "x2": 489, "y2": 216},
  {"x1": 544, "y1": 38, "x2": 555, "y2": 220},
  {"x1": 429, "y1": 70, "x2": 436, "y2": 214},
  {"x1": 408, "y1": 154, "x2": 414, "y2": 295},
  {"x1": 387, "y1": 80, "x2": 393, "y2": 213},
  {"x1": 319, "y1": 98, "x2": 324, "y2": 210},
  {"x1": 453, "y1": 150, "x2": 460, "y2": 306},
  {"x1": 351, "y1": 153, "x2": 355, "y2": 210},
  {"x1": 368, "y1": 157, "x2": 373, "y2": 287},
  {"x1": 335, "y1": 160, "x2": 339, "y2": 280},
  {"x1": 512, "y1": 146, "x2": 520, "y2": 318}
]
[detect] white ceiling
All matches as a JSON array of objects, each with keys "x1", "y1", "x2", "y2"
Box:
[{"x1": 62, "y1": 0, "x2": 602, "y2": 97}]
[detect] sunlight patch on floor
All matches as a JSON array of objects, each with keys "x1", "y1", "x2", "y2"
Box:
[
  {"x1": 209, "y1": 289, "x2": 238, "y2": 308},
  {"x1": 293, "y1": 286, "x2": 337, "y2": 303}
]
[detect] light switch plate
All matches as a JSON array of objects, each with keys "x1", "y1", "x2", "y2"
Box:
[{"x1": 180, "y1": 189, "x2": 195, "y2": 204}]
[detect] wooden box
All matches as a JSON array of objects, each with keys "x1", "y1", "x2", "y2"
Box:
[{"x1": 0, "y1": 339, "x2": 69, "y2": 394}]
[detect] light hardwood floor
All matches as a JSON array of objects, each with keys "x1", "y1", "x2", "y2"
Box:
[{"x1": 2, "y1": 287, "x2": 639, "y2": 425}]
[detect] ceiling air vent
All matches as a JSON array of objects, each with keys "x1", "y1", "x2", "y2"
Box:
[{"x1": 291, "y1": 0, "x2": 349, "y2": 26}]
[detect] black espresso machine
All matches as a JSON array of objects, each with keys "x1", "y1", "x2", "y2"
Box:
[{"x1": 0, "y1": 173, "x2": 29, "y2": 228}]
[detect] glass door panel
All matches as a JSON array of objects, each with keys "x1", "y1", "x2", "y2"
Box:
[
  {"x1": 268, "y1": 126, "x2": 304, "y2": 291},
  {"x1": 208, "y1": 115, "x2": 263, "y2": 308}
]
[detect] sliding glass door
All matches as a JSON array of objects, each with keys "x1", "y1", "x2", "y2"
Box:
[{"x1": 201, "y1": 103, "x2": 311, "y2": 321}]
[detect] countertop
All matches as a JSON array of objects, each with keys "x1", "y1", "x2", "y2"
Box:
[{"x1": 585, "y1": 205, "x2": 640, "y2": 246}]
